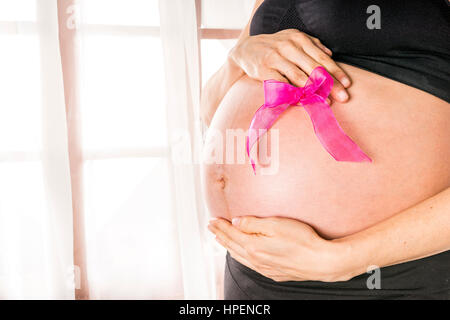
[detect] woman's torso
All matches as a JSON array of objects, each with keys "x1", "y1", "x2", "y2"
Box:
[{"x1": 201, "y1": 0, "x2": 450, "y2": 239}]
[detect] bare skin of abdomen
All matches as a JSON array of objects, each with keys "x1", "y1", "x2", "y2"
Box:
[{"x1": 201, "y1": 63, "x2": 450, "y2": 239}]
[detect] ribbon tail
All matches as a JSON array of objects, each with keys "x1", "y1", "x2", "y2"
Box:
[
  {"x1": 247, "y1": 103, "x2": 290, "y2": 174},
  {"x1": 303, "y1": 101, "x2": 372, "y2": 162}
]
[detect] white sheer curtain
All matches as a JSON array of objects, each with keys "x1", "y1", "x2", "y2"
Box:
[
  {"x1": 159, "y1": 0, "x2": 215, "y2": 299},
  {"x1": 0, "y1": 0, "x2": 74, "y2": 299},
  {"x1": 0, "y1": 0, "x2": 252, "y2": 300}
]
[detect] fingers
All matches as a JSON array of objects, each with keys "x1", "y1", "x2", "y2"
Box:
[
  {"x1": 209, "y1": 218, "x2": 252, "y2": 248},
  {"x1": 297, "y1": 53, "x2": 349, "y2": 102},
  {"x1": 302, "y1": 40, "x2": 351, "y2": 88},
  {"x1": 309, "y1": 36, "x2": 332, "y2": 56},
  {"x1": 280, "y1": 30, "x2": 332, "y2": 57},
  {"x1": 232, "y1": 216, "x2": 277, "y2": 236},
  {"x1": 263, "y1": 69, "x2": 289, "y2": 83},
  {"x1": 209, "y1": 223, "x2": 263, "y2": 274},
  {"x1": 255, "y1": 29, "x2": 351, "y2": 102},
  {"x1": 214, "y1": 235, "x2": 258, "y2": 269},
  {"x1": 282, "y1": 44, "x2": 321, "y2": 76},
  {"x1": 208, "y1": 219, "x2": 269, "y2": 274},
  {"x1": 209, "y1": 219, "x2": 275, "y2": 278},
  {"x1": 268, "y1": 51, "x2": 308, "y2": 87},
  {"x1": 329, "y1": 77, "x2": 349, "y2": 102},
  {"x1": 280, "y1": 45, "x2": 349, "y2": 102},
  {"x1": 217, "y1": 235, "x2": 292, "y2": 282},
  {"x1": 208, "y1": 222, "x2": 249, "y2": 258},
  {"x1": 302, "y1": 42, "x2": 351, "y2": 103},
  {"x1": 286, "y1": 33, "x2": 351, "y2": 102}
]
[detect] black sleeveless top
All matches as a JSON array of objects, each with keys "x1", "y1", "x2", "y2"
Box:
[{"x1": 250, "y1": 0, "x2": 450, "y2": 103}]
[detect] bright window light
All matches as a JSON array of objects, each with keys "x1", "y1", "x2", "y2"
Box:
[
  {"x1": 0, "y1": 35, "x2": 41, "y2": 152},
  {"x1": 83, "y1": 158, "x2": 183, "y2": 299},
  {"x1": 0, "y1": 0, "x2": 36, "y2": 22},
  {"x1": 80, "y1": 35, "x2": 167, "y2": 151},
  {"x1": 81, "y1": 0, "x2": 159, "y2": 26},
  {"x1": 201, "y1": 39, "x2": 237, "y2": 86}
]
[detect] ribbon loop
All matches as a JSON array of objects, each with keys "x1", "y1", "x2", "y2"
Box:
[{"x1": 246, "y1": 66, "x2": 371, "y2": 174}]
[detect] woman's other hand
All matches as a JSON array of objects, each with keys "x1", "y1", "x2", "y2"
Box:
[
  {"x1": 208, "y1": 216, "x2": 358, "y2": 282},
  {"x1": 229, "y1": 29, "x2": 351, "y2": 103}
]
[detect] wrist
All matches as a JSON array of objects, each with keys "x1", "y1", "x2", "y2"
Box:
[{"x1": 323, "y1": 237, "x2": 368, "y2": 282}]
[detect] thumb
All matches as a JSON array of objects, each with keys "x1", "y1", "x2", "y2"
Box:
[{"x1": 232, "y1": 216, "x2": 276, "y2": 236}]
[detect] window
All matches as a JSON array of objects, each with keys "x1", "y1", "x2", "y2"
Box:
[{"x1": 76, "y1": 0, "x2": 183, "y2": 299}]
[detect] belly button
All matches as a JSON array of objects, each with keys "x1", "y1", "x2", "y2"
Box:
[{"x1": 216, "y1": 175, "x2": 227, "y2": 190}]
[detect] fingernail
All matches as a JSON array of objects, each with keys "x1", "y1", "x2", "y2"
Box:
[
  {"x1": 341, "y1": 77, "x2": 351, "y2": 88},
  {"x1": 232, "y1": 217, "x2": 240, "y2": 226},
  {"x1": 338, "y1": 90, "x2": 349, "y2": 101}
]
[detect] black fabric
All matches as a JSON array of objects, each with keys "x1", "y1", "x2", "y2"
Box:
[
  {"x1": 224, "y1": 250, "x2": 450, "y2": 300},
  {"x1": 250, "y1": 0, "x2": 450, "y2": 103}
]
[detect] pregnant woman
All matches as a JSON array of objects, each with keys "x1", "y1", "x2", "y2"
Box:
[{"x1": 201, "y1": 0, "x2": 450, "y2": 299}]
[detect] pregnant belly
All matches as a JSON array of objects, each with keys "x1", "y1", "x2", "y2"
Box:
[{"x1": 201, "y1": 63, "x2": 450, "y2": 239}]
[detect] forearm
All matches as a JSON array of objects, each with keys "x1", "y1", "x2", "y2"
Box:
[
  {"x1": 200, "y1": 57, "x2": 244, "y2": 125},
  {"x1": 333, "y1": 187, "x2": 450, "y2": 279}
]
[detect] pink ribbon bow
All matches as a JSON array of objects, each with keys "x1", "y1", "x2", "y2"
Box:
[{"x1": 246, "y1": 66, "x2": 371, "y2": 173}]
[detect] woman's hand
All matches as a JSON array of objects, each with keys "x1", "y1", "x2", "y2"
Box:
[
  {"x1": 229, "y1": 29, "x2": 351, "y2": 103},
  {"x1": 208, "y1": 216, "x2": 356, "y2": 282}
]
